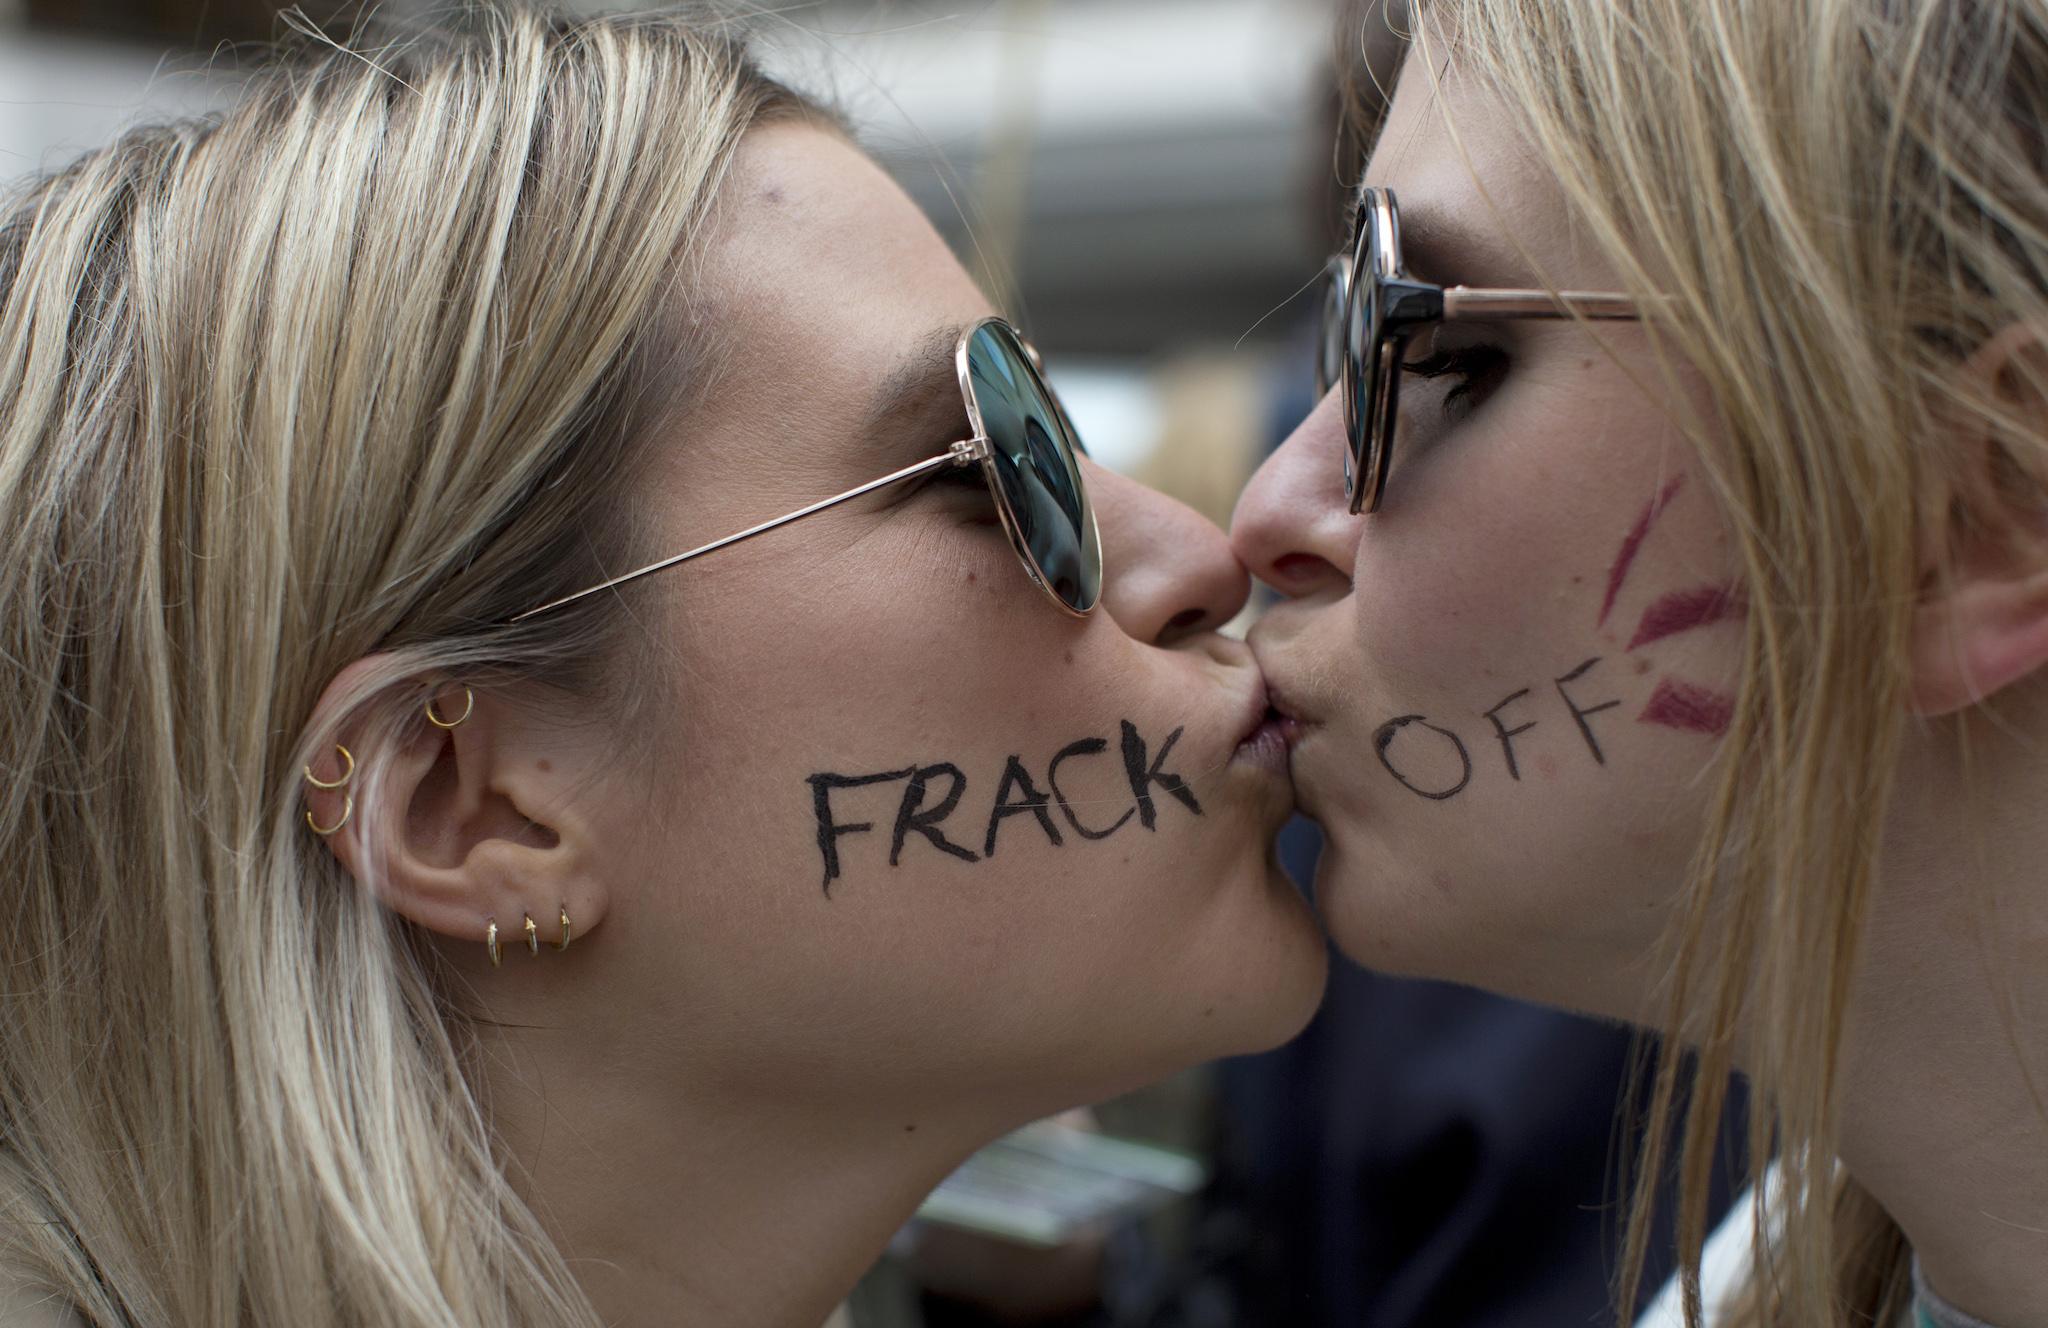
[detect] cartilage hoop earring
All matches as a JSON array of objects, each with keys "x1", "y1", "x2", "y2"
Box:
[
  {"x1": 426, "y1": 686, "x2": 474, "y2": 730},
  {"x1": 305, "y1": 793, "x2": 353, "y2": 836},
  {"x1": 304, "y1": 743, "x2": 354, "y2": 790},
  {"x1": 524, "y1": 913, "x2": 539, "y2": 956},
  {"x1": 555, "y1": 904, "x2": 572, "y2": 951},
  {"x1": 485, "y1": 918, "x2": 501, "y2": 968}
]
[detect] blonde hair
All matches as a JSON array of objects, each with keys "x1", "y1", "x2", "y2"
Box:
[
  {"x1": 0, "y1": 6, "x2": 815, "y2": 1322},
  {"x1": 1400, "y1": 1, "x2": 2048, "y2": 1324}
]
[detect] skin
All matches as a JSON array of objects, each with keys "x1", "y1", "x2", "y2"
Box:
[
  {"x1": 1234, "y1": 49, "x2": 2048, "y2": 1324},
  {"x1": 309, "y1": 123, "x2": 1328, "y2": 1328}
]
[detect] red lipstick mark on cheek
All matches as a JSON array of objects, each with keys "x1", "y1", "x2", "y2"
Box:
[
  {"x1": 1638, "y1": 679, "x2": 1734, "y2": 736},
  {"x1": 1600, "y1": 475, "x2": 1688, "y2": 627},
  {"x1": 1628, "y1": 584, "x2": 1746, "y2": 651}
]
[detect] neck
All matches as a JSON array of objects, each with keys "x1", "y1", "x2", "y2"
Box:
[
  {"x1": 473, "y1": 999, "x2": 984, "y2": 1328},
  {"x1": 1836, "y1": 717, "x2": 2048, "y2": 1326}
]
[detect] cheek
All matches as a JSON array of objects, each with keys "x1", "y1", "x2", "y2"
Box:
[
  {"x1": 1312, "y1": 399, "x2": 1748, "y2": 1006},
  {"x1": 1353, "y1": 442, "x2": 1609, "y2": 697},
  {"x1": 599, "y1": 518, "x2": 1324, "y2": 1105}
]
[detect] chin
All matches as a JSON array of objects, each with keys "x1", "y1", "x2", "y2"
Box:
[
  {"x1": 1193, "y1": 853, "x2": 1330, "y2": 1057},
  {"x1": 1312, "y1": 837, "x2": 1646, "y2": 1024},
  {"x1": 1311, "y1": 828, "x2": 1472, "y2": 985}
]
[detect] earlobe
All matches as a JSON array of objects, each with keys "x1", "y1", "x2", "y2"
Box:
[
  {"x1": 1909, "y1": 572, "x2": 2048, "y2": 714},
  {"x1": 1908, "y1": 323, "x2": 2048, "y2": 716},
  {"x1": 301, "y1": 658, "x2": 608, "y2": 960}
]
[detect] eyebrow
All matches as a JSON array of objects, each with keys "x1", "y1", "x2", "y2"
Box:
[
  {"x1": 1393, "y1": 203, "x2": 1534, "y2": 288},
  {"x1": 857, "y1": 322, "x2": 972, "y2": 450}
]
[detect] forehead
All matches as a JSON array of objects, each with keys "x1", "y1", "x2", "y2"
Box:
[
  {"x1": 1366, "y1": 50, "x2": 1609, "y2": 289},
  {"x1": 695, "y1": 123, "x2": 991, "y2": 409}
]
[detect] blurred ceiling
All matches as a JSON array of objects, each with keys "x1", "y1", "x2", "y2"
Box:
[
  {"x1": 752, "y1": 0, "x2": 1342, "y2": 356},
  {"x1": 2, "y1": 0, "x2": 1348, "y2": 358}
]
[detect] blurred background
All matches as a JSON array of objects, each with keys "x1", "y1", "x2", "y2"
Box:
[
  {"x1": 0, "y1": 3, "x2": 1741, "y2": 1325},
  {"x1": 0, "y1": 0, "x2": 1352, "y2": 520}
]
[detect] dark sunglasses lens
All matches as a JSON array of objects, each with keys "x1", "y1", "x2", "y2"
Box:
[
  {"x1": 1316, "y1": 255, "x2": 1349, "y2": 400},
  {"x1": 966, "y1": 323, "x2": 1102, "y2": 613},
  {"x1": 1345, "y1": 206, "x2": 1392, "y2": 511},
  {"x1": 1341, "y1": 246, "x2": 1374, "y2": 503}
]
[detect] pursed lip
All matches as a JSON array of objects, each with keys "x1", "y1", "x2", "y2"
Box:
[
  {"x1": 1228, "y1": 667, "x2": 1317, "y2": 772},
  {"x1": 1234, "y1": 674, "x2": 1276, "y2": 750},
  {"x1": 1246, "y1": 643, "x2": 1320, "y2": 749},
  {"x1": 1261, "y1": 688, "x2": 1313, "y2": 750}
]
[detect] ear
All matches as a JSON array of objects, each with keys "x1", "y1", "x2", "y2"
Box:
[
  {"x1": 1910, "y1": 324, "x2": 2048, "y2": 715},
  {"x1": 303, "y1": 655, "x2": 610, "y2": 963}
]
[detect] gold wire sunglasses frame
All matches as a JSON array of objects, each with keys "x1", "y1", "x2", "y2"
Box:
[
  {"x1": 509, "y1": 316, "x2": 1102, "y2": 624},
  {"x1": 1320, "y1": 187, "x2": 1644, "y2": 515}
]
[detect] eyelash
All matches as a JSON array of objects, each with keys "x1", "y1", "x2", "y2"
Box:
[
  {"x1": 1402, "y1": 344, "x2": 1507, "y2": 417},
  {"x1": 928, "y1": 458, "x2": 990, "y2": 492}
]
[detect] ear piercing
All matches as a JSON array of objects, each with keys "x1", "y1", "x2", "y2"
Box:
[
  {"x1": 305, "y1": 686, "x2": 577, "y2": 970},
  {"x1": 425, "y1": 685, "x2": 473, "y2": 729},
  {"x1": 302, "y1": 683, "x2": 472, "y2": 838},
  {"x1": 303, "y1": 743, "x2": 355, "y2": 836},
  {"x1": 485, "y1": 905, "x2": 571, "y2": 967}
]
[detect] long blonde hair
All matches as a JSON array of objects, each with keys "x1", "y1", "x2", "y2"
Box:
[
  {"x1": 0, "y1": 6, "x2": 814, "y2": 1322},
  {"x1": 1402, "y1": 1, "x2": 2048, "y2": 1324}
]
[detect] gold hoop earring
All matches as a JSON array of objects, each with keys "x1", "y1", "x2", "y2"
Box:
[
  {"x1": 555, "y1": 904, "x2": 572, "y2": 951},
  {"x1": 426, "y1": 686, "x2": 474, "y2": 730},
  {"x1": 485, "y1": 918, "x2": 501, "y2": 968},
  {"x1": 305, "y1": 793, "x2": 353, "y2": 836},
  {"x1": 524, "y1": 913, "x2": 539, "y2": 956},
  {"x1": 303, "y1": 743, "x2": 354, "y2": 790}
]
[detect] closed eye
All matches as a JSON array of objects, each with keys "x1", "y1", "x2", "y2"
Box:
[{"x1": 1402, "y1": 344, "x2": 1507, "y2": 419}]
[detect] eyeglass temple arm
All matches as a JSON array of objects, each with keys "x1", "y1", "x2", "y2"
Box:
[
  {"x1": 1443, "y1": 287, "x2": 1640, "y2": 320},
  {"x1": 507, "y1": 438, "x2": 987, "y2": 625}
]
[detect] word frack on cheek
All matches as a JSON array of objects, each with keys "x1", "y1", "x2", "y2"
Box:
[{"x1": 806, "y1": 721, "x2": 1202, "y2": 894}]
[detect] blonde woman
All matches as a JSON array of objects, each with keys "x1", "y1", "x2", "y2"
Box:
[
  {"x1": 0, "y1": 7, "x2": 1330, "y2": 1324},
  {"x1": 1234, "y1": 1, "x2": 2048, "y2": 1326}
]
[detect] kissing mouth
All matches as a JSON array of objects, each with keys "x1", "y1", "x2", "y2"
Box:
[
  {"x1": 1231, "y1": 675, "x2": 1315, "y2": 770},
  {"x1": 1259, "y1": 685, "x2": 1313, "y2": 748}
]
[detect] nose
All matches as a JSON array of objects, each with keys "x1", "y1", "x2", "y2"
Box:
[
  {"x1": 1086, "y1": 457, "x2": 1250, "y2": 646},
  {"x1": 1230, "y1": 391, "x2": 1360, "y2": 599}
]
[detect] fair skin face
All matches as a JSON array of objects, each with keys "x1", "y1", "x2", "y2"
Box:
[
  {"x1": 1234, "y1": 49, "x2": 2048, "y2": 1324},
  {"x1": 307, "y1": 123, "x2": 1328, "y2": 1328}
]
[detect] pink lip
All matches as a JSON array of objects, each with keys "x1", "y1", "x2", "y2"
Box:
[
  {"x1": 1246, "y1": 633, "x2": 1319, "y2": 735},
  {"x1": 1261, "y1": 678, "x2": 1316, "y2": 744},
  {"x1": 1231, "y1": 678, "x2": 1313, "y2": 775},
  {"x1": 1233, "y1": 680, "x2": 1274, "y2": 749}
]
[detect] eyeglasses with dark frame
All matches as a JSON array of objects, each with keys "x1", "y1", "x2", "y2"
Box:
[
  {"x1": 1317, "y1": 187, "x2": 1644, "y2": 515},
  {"x1": 509, "y1": 316, "x2": 1103, "y2": 624}
]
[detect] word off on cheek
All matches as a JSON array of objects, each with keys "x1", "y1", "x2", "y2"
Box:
[
  {"x1": 806, "y1": 720, "x2": 1202, "y2": 894},
  {"x1": 1373, "y1": 656, "x2": 1624, "y2": 802}
]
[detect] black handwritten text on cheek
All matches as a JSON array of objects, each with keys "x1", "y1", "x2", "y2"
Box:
[
  {"x1": 807, "y1": 721, "x2": 1201, "y2": 894},
  {"x1": 1375, "y1": 657, "x2": 1623, "y2": 802}
]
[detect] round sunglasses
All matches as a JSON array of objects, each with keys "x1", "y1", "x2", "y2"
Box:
[
  {"x1": 510, "y1": 317, "x2": 1102, "y2": 623},
  {"x1": 1316, "y1": 187, "x2": 1643, "y2": 514}
]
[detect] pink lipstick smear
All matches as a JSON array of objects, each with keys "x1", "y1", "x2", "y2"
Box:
[
  {"x1": 1638, "y1": 679, "x2": 1734, "y2": 736},
  {"x1": 1628, "y1": 583, "x2": 1746, "y2": 651},
  {"x1": 1600, "y1": 475, "x2": 1688, "y2": 627}
]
